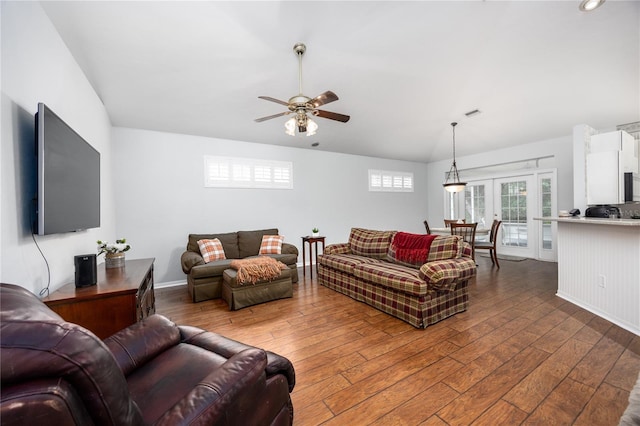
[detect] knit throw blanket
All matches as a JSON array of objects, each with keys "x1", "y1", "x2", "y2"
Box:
[
  {"x1": 392, "y1": 232, "x2": 438, "y2": 264},
  {"x1": 230, "y1": 256, "x2": 288, "y2": 284}
]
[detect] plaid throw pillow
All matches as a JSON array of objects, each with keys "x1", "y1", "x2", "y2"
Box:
[
  {"x1": 349, "y1": 228, "x2": 396, "y2": 259},
  {"x1": 426, "y1": 235, "x2": 462, "y2": 261},
  {"x1": 197, "y1": 238, "x2": 226, "y2": 263},
  {"x1": 259, "y1": 235, "x2": 284, "y2": 254}
]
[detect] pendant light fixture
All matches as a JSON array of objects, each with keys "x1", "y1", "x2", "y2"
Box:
[{"x1": 443, "y1": 122, "x2": 467, "y2": 193}]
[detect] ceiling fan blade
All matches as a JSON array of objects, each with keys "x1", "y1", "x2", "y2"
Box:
[
  {"x1": 315, "y1": 109, "x2": 350, "y2": 123},
  {"x1": 311, "y1": 91, "x2": 339, "y2": 108},
  {"x1": 254, "y1": 111, "x2": 290, "y2": 122},
  {"x1": 258, "y1": 96, "x2": 290, "y2": 107}
]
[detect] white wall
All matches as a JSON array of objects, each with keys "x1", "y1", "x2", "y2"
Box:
[
  {"x1": 0, "y1": 1, "x2": 582, "y2": 294},
  {"x1": 112, "y1": 127, "x2": 429, "y2": 285},
  {"x1": 1, "y1": 2, "x2": 114, "y2": 295},
  {"x1": 425, "y1": 134, "x2": 574, "y2": 223}
]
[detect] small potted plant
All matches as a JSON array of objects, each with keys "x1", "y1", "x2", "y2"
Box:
[
  {"x1": 97, "y1": 238, "x2": 131, "y2": 269},
  {"x1": 312, "y1": 227, "x2": 320, "y2": 237}
]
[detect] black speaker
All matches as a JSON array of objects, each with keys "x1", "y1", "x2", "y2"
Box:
[{"x1": 74, "y1": 254, "x2": 97, "y2": 288}]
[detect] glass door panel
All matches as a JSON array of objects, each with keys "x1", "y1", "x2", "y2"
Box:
[
  {"x1": 494, "y1": 176, "x2": 535, "y2": 257},
  {"x1": 538, "y1": 172, "x2": 557, "y2": 261},
  {"x1": 465, "y1": 184, "x2": 486, "y2": 226},
  {"x1": 459, "y1": 180, "x2": 494, "y2": 240}
]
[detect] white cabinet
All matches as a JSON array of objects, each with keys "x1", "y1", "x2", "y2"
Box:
[
  {"x1": 587, "y1": 151, "x2": 624, "y2": 204},
  {"x1": 586, "y1": 130, "x2": 638, "y2": 204}
]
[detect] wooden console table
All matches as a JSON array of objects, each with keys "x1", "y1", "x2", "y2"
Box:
[{"x1": 43, "y1": 258, "x2": 155, "y2": 339}]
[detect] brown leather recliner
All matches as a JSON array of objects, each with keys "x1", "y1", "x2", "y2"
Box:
[{"x1": 0, "y1": 283, "x2": 295, "y2": 425}]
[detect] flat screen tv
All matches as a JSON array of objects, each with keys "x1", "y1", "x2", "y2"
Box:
[{"x1": 35, "y1": 102, "x2": 100, "y2": 235}]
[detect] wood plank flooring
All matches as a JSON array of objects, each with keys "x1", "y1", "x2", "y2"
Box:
[{"x1": 155, "y1": 257, "x2": 640, "y2": 425}]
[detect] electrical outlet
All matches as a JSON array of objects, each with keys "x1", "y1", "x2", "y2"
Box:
[{"x1": 598, "y1": 274, "x2": 606, "y2": 288}]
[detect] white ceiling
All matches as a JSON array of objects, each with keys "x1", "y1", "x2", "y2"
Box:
[{"x1": 40, "y1": 1, "x2": 639, "y2": 163}]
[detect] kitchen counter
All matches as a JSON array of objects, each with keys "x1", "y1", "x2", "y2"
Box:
[
  {"x1": 538, "y1": 216, "x2": 640, "y2": 226},
  {"x1": 541, "y1": 216, "x2": 640, "y2": 335}
]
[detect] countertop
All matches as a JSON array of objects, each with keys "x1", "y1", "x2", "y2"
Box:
[{"x1": 534, "y1": 216, "x2": 640, "y2": 226}]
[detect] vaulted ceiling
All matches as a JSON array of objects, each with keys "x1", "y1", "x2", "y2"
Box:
[{"x1": 41, "y1": 1, "x2": 639, "y2": 163}]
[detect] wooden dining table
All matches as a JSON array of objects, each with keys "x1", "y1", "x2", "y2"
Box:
[{"x1": 430, "y1": 227, "x2": 490, "y2": 237}]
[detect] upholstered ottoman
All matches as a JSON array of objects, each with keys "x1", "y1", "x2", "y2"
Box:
[{"x1": 222, "y1": 268, "x2": 293, "y2": 310}]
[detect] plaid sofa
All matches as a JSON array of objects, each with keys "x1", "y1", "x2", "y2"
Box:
[{"x1": 317, "y1": 228, "x2": 476, "y2": 329}]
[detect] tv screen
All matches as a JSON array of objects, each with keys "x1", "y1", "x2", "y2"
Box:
[{"x1": 36, "y1": 102, "x2": 100, "y2": 235}]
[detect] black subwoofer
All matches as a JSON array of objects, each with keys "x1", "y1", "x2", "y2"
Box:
[{"x1": 74, "y1": 254, "x2": 97, "y2": 288}]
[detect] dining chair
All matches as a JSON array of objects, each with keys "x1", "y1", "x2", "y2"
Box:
[
  {"x1": 450, "y1": 222, "x2": 477, "y2": 260},
  {"x1": 474, "y1": 219, "x2": 502, "y2": 268},
  {"x1": 444, "y1": 219, "x2": 466, "y2": 228},
  {"x1": 423, "y1": 220, "x2": 431, "y2": 234}
]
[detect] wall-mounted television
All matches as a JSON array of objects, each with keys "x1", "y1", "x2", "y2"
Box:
[{"x1": 35, "y1": 102, "x2": 100, "y2": 235}]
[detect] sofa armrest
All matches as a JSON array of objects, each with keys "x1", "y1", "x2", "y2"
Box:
[
  {"x1": 180, "y1": 326, "x2": 296, "y2": 392},
  {"x1": 461, "y1": 241, "x2": 473, "y2": 258},
  {"x1": 419, "y1": 259, "x2": 460, "y2": 292},
  {"x1": 104, "y1": 315, "x2": 181, "y2": 376},
  {"x1": 282, "y1": 242, "x2": 298, "y2": 256},
  {"x1": 181, "y1": 250, "x2": 204, "y2": 274},
  {"x1": 153, "y1": 348, "x2": 268, "y2": 426},
  {"x1": 419, "y1": 257, "x2": 477, "y2": 292},
  {"x1": 324, "y1": 243, "x2": 351, "y2": 255},
  {"x1": 455, "y1": 256, "x2": 477, "y2": 280}
]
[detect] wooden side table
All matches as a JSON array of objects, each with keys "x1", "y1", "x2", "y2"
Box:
[
  {"x1": 43, "y1": 258, "x2": 155, "y2": 339},
  {"x1": 301, "y1": 236, "x2": 325, "y2": 279}
]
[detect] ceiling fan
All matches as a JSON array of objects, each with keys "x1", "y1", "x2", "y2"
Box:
[{"x1": 255, "y1": 42, "x2": 350, "y2": 136}]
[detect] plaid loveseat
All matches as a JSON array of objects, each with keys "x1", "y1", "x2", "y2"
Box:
[{"x1": 317, "y1": 228, "x2": 476, "y2": 329}]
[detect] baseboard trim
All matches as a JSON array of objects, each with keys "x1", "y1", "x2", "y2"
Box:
[{"x1": 155, "y1": 279, "x2": 187, "y2": 289}]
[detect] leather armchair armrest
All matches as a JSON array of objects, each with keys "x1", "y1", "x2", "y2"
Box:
[
  {"x1": 153, "y1": 348, "x2": 267, "y2": 426},
  {"x1": 282, "y1": 242, "x2": 298, "y2": 256},
  {"x1": 179, "y1": 326, "x2": 296, "y2": 392},
  {"x1": 324, "y1": 243, "x2": 351, "y2": 255},
  {"x1": 104, "y1": 315, "x2": 181, "y2": 376},
  {"x1": 181, "y1": 251, "x2": 204, "y2": 274}
]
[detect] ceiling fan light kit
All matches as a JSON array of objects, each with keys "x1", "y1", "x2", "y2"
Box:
[
  {"x1": 255, "y1": 42, "x2": 350, "y2": 137},
  {"x1": 443, "y1": 122, "x2": 467, "y2": 193}
]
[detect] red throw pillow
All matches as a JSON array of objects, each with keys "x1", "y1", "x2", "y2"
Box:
[
  {"x1": 197, "y1": 238, "x2": 226, "y2": 263},
  {"x1": 259, "y1": 235, "x2": 284, "y2": 254}
]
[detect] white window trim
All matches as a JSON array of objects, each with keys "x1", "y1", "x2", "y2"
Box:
[
  {"x1": 368, "y1": 169, "x2": 414, "y2": 192},
  {"x1": 204, "y1": 156, "x2": 293, "y2": 189}
]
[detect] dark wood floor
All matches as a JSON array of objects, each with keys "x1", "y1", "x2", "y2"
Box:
[{"x1": 155, "y1": 256, "x2": 640, "y2": 425}]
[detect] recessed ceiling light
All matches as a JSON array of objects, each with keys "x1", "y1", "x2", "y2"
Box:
[
  {"x1": 311, "y1": 142, "x2": 319, "y2": 147},
  {"x1": 579, "y1": 0, "x2": 605, "y2": 12}
]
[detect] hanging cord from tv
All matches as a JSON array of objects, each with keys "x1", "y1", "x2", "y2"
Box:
[{"x1": 31, "y1": 197, "x2": 51, "y2": 297}]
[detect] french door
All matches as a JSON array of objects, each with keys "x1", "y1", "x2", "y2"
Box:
[{"x1": 451, "y1": 171, "x2": 557, "y2": 260}]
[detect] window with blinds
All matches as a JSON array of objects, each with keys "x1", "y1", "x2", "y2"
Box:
[
  {"x1": 368, "y1": 170, "x2": 414, "y2": 192},
  {"x1": 204, "y1": 156, "x2": 293, "y2": 189}
]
